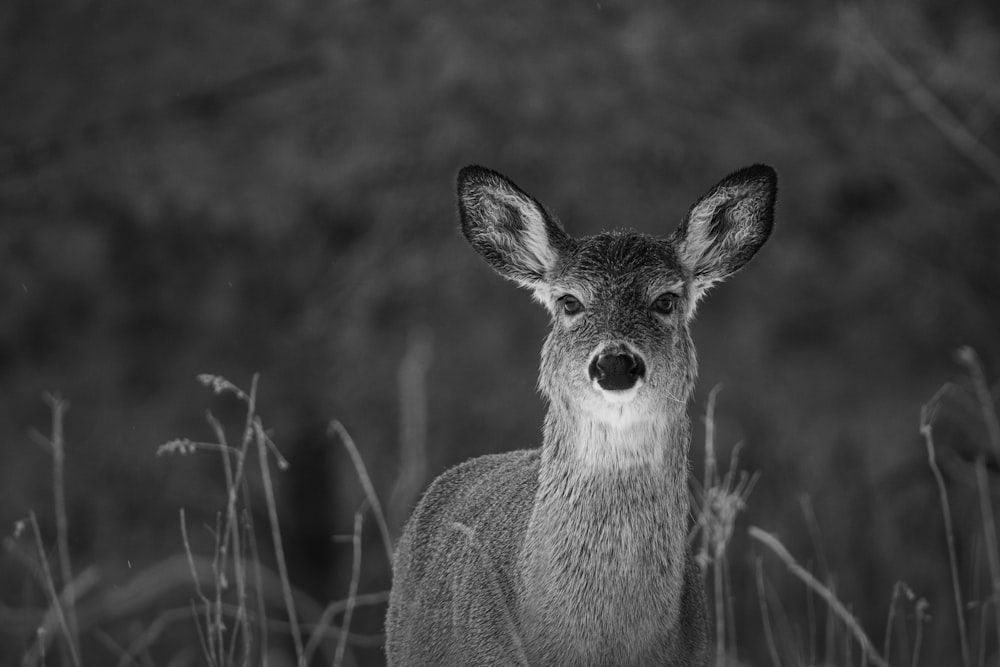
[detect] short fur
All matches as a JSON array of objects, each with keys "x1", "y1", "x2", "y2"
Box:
[{"x1": 386, "y1": 164, "x2": 777, "y2": 666}]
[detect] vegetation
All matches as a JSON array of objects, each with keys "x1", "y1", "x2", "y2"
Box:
[{"x1": 2, "y1": 0, "x2": 999, "y2": 664}]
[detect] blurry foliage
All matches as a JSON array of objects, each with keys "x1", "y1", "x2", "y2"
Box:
[{"x1": 1, "y1": 0, "x2": 999, "y2": 664}]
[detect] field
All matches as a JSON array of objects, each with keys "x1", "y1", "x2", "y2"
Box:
[{"x1": 2, "y1": 0, "x2": 1000, "y2": 665}]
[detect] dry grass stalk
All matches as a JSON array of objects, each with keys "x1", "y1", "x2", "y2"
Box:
[
  {"x1": 956, "y1": 346, "x2": 1000, "y2": 459},
  {"x1": 43, "y1": 393, "x2": 80, "y2": 661},
  {"x1": 302, "y1": 507, "x2": 366, "y2": 664},
  {"x1": 330, "y1": 420, "x2": 395, "y2": 569},
  {"x1": 24, "y1": 394, "x2": 82, "y2": 667},
  {"x1": 974, "y1": 457, "x2": 1000, "y2": 653},
  {"x1": 334, "y1": 511, "x2": 364, "y2": 667},
  {"x1": 252, "y1": 417, "x2": 305, "y2": 665},
  {"x1": 179, "y1": 508, "x2": 215, "y2": 665},
  {"x1": 798, "y1": 496, "x2": 834, "y2": 664},
  {"x1": 920, "y1": 387, "x2": 972, "y2": 667},
  {"x1": 93, "y1": 553, "x2": 386, "y2": 664},
  {"x1": 244, "y1": 508, "x2": 270, "y2": 662},
  {"x1": 883, "y1": 581, "x2": 916, "y2": 664},
  {"x1": 17, "y1": 371, "x2": 393, "y2": 665},
  {"x1": 755, "y1": 557, "x2": 782, "y2": 666},
  {"x1": 218, "y1": 373, "x2": 266, "y2": 662},
  {"x1": 749, "y1": 526, "x2": 889, "y2": 667},
  {"x1": 913, "y1": 598, "x2": 930, "y2": 667},
  {"x1": 690, "y1": 387, "x2": 759, "y2": 665},
  {"x1": 15, "y1": 567, "x2": 99, "y2": 667},
  {"x1": 162, "y1": 374, "x2": 306, "y2": 665},
  {"x1": 302, "y1": 589, "x2": 394, "y2": 664},
  {"x1": 205, "y1": 406, "x2": 251, "y2": 664},
  {"x1": 702, "y1": 384, "x2": 721, "y2": 498},
  {"x1": 25, "y1": 511, "x2": 81, "y2": 667},
  {"x1": 696, "y1": 385, "x2": 726, "y2": 665}
]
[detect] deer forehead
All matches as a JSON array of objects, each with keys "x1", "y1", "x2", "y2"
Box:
[{"x1": 550, "y1": 232, "x2": 686, "y2": 297}]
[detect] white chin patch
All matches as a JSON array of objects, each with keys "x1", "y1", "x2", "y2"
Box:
[
  {"x1": 592, "y1": 379, "x2": 643, "y2": 405},
  {"x1": 584, "y1": 380, "x2": 648, "y2": 427}
]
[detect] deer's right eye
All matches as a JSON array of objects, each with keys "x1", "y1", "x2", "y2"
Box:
[{"x1": 559, "y1": 295, "x2": 584, "y2": 316}]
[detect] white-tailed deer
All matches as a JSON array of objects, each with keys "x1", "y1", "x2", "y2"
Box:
[{"x1": 385, "y1": 164, "x2": 777, "y2": 666}]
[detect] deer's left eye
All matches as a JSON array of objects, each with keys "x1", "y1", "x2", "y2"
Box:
[{"x1": 652, "y1": 293, "x2": 679, "y2": 315}]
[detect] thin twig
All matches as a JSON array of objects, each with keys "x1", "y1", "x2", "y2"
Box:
[
  {"x1": 244, "y1": 507, "x2": 269, "y2": 662},
  {"x1": 305, "y1": 589, "x2": 392, "y2": 663},
  {"x1": 799, "y1": 495, "x2": 831, "y2": 583},
  {"x1": 976, "y1": 598, "x2": 990, "y2": 667},
  {"x1": 228, "y1": 505, "x2": 252, "y2": 665},
  {"x1": 802, "y1": 563, "x2": 814, "y2": 665},
  {"x1": 26, "y1": 511, "x2": 81, "y2": 667},
  {"x1": 723, "y1": 554, "x2": 737, "y2": 659},
  {"x1": 183, "y1": 418, "x2": 251, "y2": 665},
  {"x1": 41, "y1": 393, "x2": 80, "y2": 662},
  {"x1": 228, "y1": 373, "x2": 260, "y2": 499},
  {"x1": 974, "y1": 457, "x2": 1000, "y2": 649},
  {"x1": 956, "y1": 346, "x2": 1000, "y2": 460},
  {"x1": 330, "y1": 420, "x2": 395, "y2": 568},
  {"x1": 188, "y1": 599, "x2": 214, "y2": 667},
  {"x1": 749, "y1": 526, "x2": 890, "y2": 667},
  {"x1": 334, "y1": 511, "x2": 364, "y2": 667},
  {"x1": 254, "y1": 418, "x2": 305, "y2": 666},
  {"x1": 179, "y1": 509, "x2": 216, "y2": 667},
  {"x1": 920, "y1": 391, "x2": 971, "y2": 667},
  {"x1": 755, "y1": 558, "x2": 782, "y2": 667},
  {"x1": 913, "y1": 599, "x2": 930, "y2": 667},
  {"x1": 17, "y1": 566, "x2": 99, "y2": 667},
  {"x1": 228, "y1": 374, "x2": 263, "y2": 662},
  {"x1": 825, "y1": 575, "x2": 837, "y2": 667},
  {"x1": 883, "y1": 581, "x2": 915, "y2": 664},
  {"x1": 204, "y1": 406, "x2": 252, "y2": 666},
  {"x1": 713, "y1": 551, "x2": 725, "y2": 666}
]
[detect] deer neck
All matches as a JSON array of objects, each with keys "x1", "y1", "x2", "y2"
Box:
[
  {"x1": 532, "y1": 400, "x2": 691, "y2": 547},
  {"x1": 516, "y1": 401, "x2": 692, "y2": 650}
]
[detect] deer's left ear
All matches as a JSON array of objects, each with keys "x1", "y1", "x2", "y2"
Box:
[{"x1": 672, "y1": 164, "x2": 777, "y2": 304}]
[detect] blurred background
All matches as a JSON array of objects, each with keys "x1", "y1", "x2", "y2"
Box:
[{"x1": 2, "y1": 0, "x2": 999, "y2": 665}]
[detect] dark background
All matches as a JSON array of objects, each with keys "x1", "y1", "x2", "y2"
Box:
[{"x1": 2, "y1": 0, "x2": 1000, "y2": 665}]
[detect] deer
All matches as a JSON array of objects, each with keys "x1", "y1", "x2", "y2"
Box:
[{"x1": 385, "y1": 163, "x2": 777, "y2": 666}]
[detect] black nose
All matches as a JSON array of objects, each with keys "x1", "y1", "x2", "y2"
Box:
[{"x1": 588, "y1": 351, "x2": 646, "y2": 391}]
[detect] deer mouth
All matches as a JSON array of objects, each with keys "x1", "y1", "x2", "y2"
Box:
[
  {"x1": 594, "y1": 382, "x2": 644, "y2": 405},
  {"x1": 588, "y1": 345, "x2": 647, "y2": 401}
]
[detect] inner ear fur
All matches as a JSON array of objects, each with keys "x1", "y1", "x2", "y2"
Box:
[
  {"x1": 673, "y1": 164, "x2": 777, "y2": 292},
  {"x1": 457, "y1": 166, "x2": 573, "y2": 288}
]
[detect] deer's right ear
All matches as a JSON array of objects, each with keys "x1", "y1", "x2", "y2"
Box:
[{"x1": 458, "y1": 166, "x2": 572, "y2": 290}]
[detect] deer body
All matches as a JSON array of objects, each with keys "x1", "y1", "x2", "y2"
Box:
[{"x1": 386, "y1": 165, "x2": 777, "y2": 666}]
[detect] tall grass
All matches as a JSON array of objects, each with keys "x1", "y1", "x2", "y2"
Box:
[
  {"x1": 691, "y1": 385, "x2": 760, "y2": 664},
  {"x1": 6, "y1": 375, "x2": 391, "y2": 666},
  {"x1": 725, "y1": 347, "x2": 1000, "y2": 667},
  {"x1": 6, "y1": 348, "x2": 999, "y2": 665}
]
